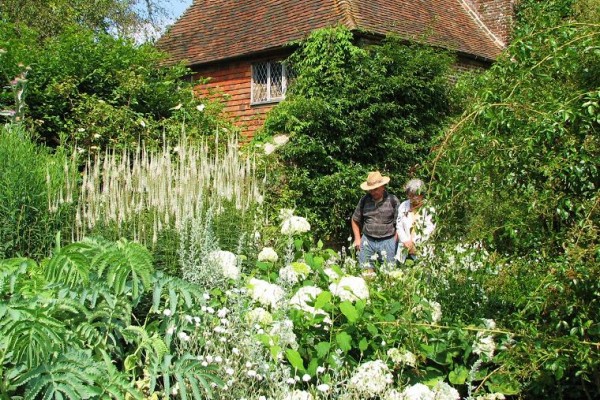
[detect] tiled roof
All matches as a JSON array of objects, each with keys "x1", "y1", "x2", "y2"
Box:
[{"x1": 157, "y1": 0, "x2": 504, "y2": 66}]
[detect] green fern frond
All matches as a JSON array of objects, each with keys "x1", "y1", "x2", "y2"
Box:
[
  {"x1": 0, "y1": 257, "x2": 44, "y2": 297},
  {"x1": 13, "y1": 350, "x2": 137, "y2": 400},
  {"x1": 88, "y1": 297, "x2": 133, "y2": 329},
  {"x1": 98, "y1": 350, "x2": 144, "y2": 400},
  {"x1": 44, "y1": 242, "x2": 94, "y2": 288},
  {"x1": 122, "y1": 326, "x2": 169, "y2": 370},
  {"x1": 151, "y1": 273, "x2": 207, "y2": 315},
  {"x1": 0, "y1": 305, "x2": 67, "y2": 369},
  {"x1": 152, "y1": 353, "x2": 223, "y2": 400},
  {"x1": 87, "y1": 298, "x2": 132, "y2": 352},
  {"x1": 92, "y1": 239, "x2": 154, "y2": 302},
  {"x1": 73, "y1": 321, "x2": 104, "y2": 349}
]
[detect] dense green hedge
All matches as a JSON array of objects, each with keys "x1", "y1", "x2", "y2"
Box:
[{"x1": 258, "y1": 27, "x2": 455, "y2": 242}]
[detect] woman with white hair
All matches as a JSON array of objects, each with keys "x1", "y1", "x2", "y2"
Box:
[{"x1": 395, "y1": 179, "x2": 435, "y2": 263}]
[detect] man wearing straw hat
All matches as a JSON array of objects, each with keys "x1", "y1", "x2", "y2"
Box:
[{"x1": 351, "y1": 171, "x2": 399, "y2": 274}]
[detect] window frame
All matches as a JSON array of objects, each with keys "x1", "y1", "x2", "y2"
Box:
[{"x1": 250, "y1": 60, "x2": 292, "y2": 105}]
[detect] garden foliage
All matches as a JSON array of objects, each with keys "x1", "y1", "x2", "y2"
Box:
[
  {"x1": 431, "y1": 0, "x2": 599, "y2": 255},
  {"x1": 0, "y1": 125, "x2": 74, "y2": 259},
  {"x1": 0, "y1": 0, "x2": 598, "y2": 398},
  {"x1": 258, "y1": 26, "x2": 455, "y2": 241},
  {"x1": 0, "y1": 237, "x2": 224, "y2": 399},
  {"x1": 429, "y1": 0, "x2": 599, "y2": 397},
  {"x1": 0, "y1": 23, "x2": 232, "y2": 149}
]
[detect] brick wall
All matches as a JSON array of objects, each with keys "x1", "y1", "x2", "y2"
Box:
[
  {"x1": 193, "y1": 54, "x2": 493, "y2": 140},
  {"x1": 466, "y1": 0, "x2": 515, "y2": 44},
  {"x1": 192, "y1": 57, "x2": 278, "y2": 140}
]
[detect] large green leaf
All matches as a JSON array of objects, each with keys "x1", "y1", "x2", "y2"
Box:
[{"x1": 285, "y1": 349, "x2": 306, "y2": 372}]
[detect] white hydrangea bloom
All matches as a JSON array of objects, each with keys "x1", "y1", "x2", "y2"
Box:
[
  {"x1": 264, "y1": 143, "x2": 276, "y2": 155},
  {"x1": 401, "y1": 383, "x2": 435, "y2": 400},
  {"x1": 206, "y1": 250, "x2": 240, "y2": 280},
  {"x1": 248, "y1": 278, "x2": 285, "y2": 309},
  {"x1": 279, "y1": 262, "x2": 312, "y2": 285},
  {"x1": 323, "y1": 267, "x2": 342, "y2": 281},
  {"x1": 473, "y1": 332, "x2": 496, "y2": 359},
  {"x1": 290, "y1": 286, "x2": 325, "y2": 316},
  {"x1": 430, "y1": 301, "x2": 442, "y2": 323},
  {"x1": 387, "y1": 348, "x2": 417, "y2": 367},
  {"x1": 473, "y1": 393, "x2": 506, "y2": 400},
  {"x1": 433, "y1": 381, "x2": 460, "y2": 400},
  {"x1": 270, "y1": 319, "x2": 298, "y2": 350},
  {"x1": 258, "y1": 247, "x2": 279, "y2": 263},
  {"x1": 348, "y1": 360, "x2": 393, "y2": 396},
  {"x1": 282, "y1": 390, "x2": 313, "y2": 400},
  {"x1": 382, "y1": 389, "x2": 404, "y2": 400},
  {"x1": 279, "y1": 208, "x2": 295, "y2": 221},
  {"x1": 246, "y1": 307, "x2": 273, "y2": 326},
  {"x1": 281, "y1": 215, "x2": 311, "y2": 235},
  {"x1": 482, "y1": 318, "x2": 496, "y2": 330},
  {"x1": 385, "y1": 269, "x2": 405, "y2": 280},
  {"x1": 279, "y1": 264, "x2": 300, "y2": 285},
  {"x1": 329, "y1": 276, "x2": 369, "y2": 302},
  {"x1": 273, "y1": 134, "x2": 290, "y2": 146}
]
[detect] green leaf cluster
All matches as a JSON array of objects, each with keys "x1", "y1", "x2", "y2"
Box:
[
  {"x1": 259, "y1": 26, "x2": 455, "y2": 241},
  {"x1": 431, "y1": 0, "x2": 599, "y2": 255},
  {"x1": 0, "y1": 237, "x2": 221, "y2": 399},
  {"x1": 0, "y1": 125, "x2": 74, "y2": 259},
  {"x1": 0, "y1": 22, "x2": 234, "y2": 149}
]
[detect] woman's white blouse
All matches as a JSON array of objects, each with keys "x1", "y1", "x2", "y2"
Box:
[{"x1": 395, "y1": 200, "x2": 435, "y2": 262}]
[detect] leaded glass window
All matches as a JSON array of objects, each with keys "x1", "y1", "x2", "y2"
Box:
[{"x1": 251, "y1": 61, "x2": 292, "y2": 104}]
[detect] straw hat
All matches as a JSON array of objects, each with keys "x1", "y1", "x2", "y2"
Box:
[{"x1": 360, "y1": 171, "x2": 390, "y2": 190}]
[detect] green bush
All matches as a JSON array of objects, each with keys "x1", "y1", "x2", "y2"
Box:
[
  {"x1": 430, "y1": 0, "x2": 599, "y2": 254},
  {"x1": 0, "y1": 124, "x2": 73, "y2": 258},
  {"x1": 258, "y1": 26, "x2": 455, "y2": 241},
  {"x1": 0, "y1": 23, "x2": 233, "y2": 149}
]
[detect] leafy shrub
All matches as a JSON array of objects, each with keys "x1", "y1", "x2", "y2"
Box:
[
  {"x1": 0, "y1": 23, "x2": 233, "y2": 149},
  {"x1": 0, "y1": 124, "x2": 74, "y2": 258},
  {"x1": 0, "y1": 237, "x2": 222, "y2": 399},
  {"x1": 258, "y1": 26, "x2": 455, "y2": 241},
  {"x1": 430, "y1": 0, "x2": 599, "y2": 254}
]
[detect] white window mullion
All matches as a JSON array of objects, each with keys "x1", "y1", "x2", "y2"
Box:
[{"x1": 266, "y1": 62, "x2": 271, "y2": 101}]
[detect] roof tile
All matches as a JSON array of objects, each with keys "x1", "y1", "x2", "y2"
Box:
[{"x1": 157, "y1": 0, "x2": 503, "y2": 66}]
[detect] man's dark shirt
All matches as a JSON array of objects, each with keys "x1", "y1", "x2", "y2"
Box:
[{"x1": 352, "y1": 191, "x2": 398, "y2": 239}]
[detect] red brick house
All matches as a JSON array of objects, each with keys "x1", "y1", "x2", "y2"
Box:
[{"x1": 157, "y1": 0, "x2": 514, "y2": 138}]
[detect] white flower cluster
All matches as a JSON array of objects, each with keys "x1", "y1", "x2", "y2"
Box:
[
  {"x1": 412, "y1": 299, "x2": 442, "y2": 323},
  {"x1": 206, "y1": 250, "x2": 240, "y2": 280},
  {"x1": 473, "y1": 318, "x2": 496, "y2": 359},
  {"x1": 447, "y1": 242, "x2": 490, "y2": 272},
  {"x1": 412, "y1": 206, "x2": 436, "y2": 245},
  {"x1": 385, "y1": 269, "x2": 405, "y2": 281},
  {"x1": 430, "y1": 301, "x2": 442, "y2": 323},
  {"x1": 329, "y1": 276, "x2": 369, "y2": 302},
  {"x1": 262, "y1": 134, "x2": 289, "y2": 155},
  {"x1": 258, "y1": 247, "x2": 279, "y2": 263},
  {"x1": 382, "y1": 382, "x2": 458, "y2": 400},
  {"x1": 248, "y1": 278, "x2": 285, "y2": 309},
  {"x1": 269, "y1": 319, "x2": 298, "y2": 350},
  {"x1": 245, "y1": 307, "x2": 273, "y2": 326},
  {"x1": 289, "y1": 286, "x2": 331, "y2": 325},
  {"x1": 387, "y1": 348, "x2": 417, "y2": 367},
  {"x1": 281, "y1": 214, "x2": 311, "y2": 235},
  {"x1": 348, "y1": 359, "x2": 393, "y2": 396},
  {"x1": 279, "y1": 262, "x2": 311, "y2": 285},
  {"x1": 473, "y1": 333, "x2": 496, "y2": 359},
  {"x1": 323, "y1": 266, "x2": 342, "y2": 281},
  {"x1": 473, "y1": 393, "x2": 506, "y2": 400},
  {"x1": 282, "y1": 390, "x2": 313, "y2": 400}
]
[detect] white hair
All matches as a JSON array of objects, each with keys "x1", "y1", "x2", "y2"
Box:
[{"x1": 404, "y1": 179, "x2": 425, "y2": 196}]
